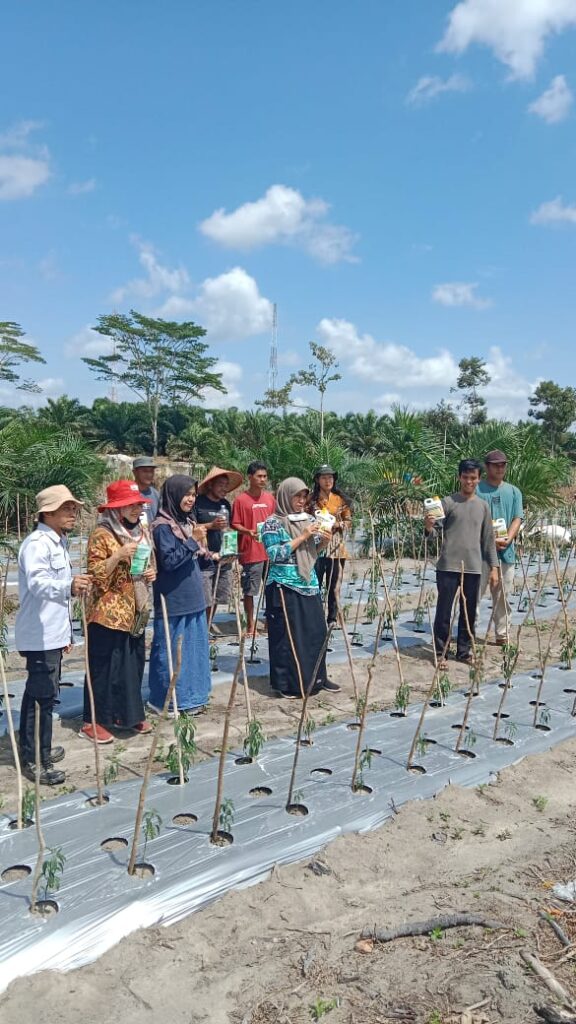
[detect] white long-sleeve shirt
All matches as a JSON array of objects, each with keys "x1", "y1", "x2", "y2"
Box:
[{"x1": 14, "y1": 523, "x2": 74, "y2": 652}]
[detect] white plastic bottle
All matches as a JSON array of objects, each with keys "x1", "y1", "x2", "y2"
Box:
[{"x1": 423, "y1": 496, "x2": 445, "y2": 522}]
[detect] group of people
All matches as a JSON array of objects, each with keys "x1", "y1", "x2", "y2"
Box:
[
  {"x1": 13, "y1": 460, "x2": 351, "y2": 784},
  {"x1": 12, "y1": 447, "x2": 522, "y2": 786}
]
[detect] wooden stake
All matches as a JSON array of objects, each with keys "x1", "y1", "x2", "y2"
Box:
[
  {"x1": 159, "y1": 593, "x2": 184, "y2": 785},
  {"x1": 210, "y1": 636, "x2": 246, "y2": 843},
  {"x1": 278, "y1": 587, "x2": 306, "y2": 700},
  {"x1": 80, "y1": 599, "x2": 105, "y2": 805},
  {"x1": 0, "y1": 647, "x2": 23, "y2": 829},
  {"x1": 29, "y1": 702, "x2": 46, "y2": 913},
  {"x1": 285, "y1": 624, "x2": 335, "y2": 809}
]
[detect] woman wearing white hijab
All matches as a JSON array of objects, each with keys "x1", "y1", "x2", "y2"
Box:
[{"x1": 261, "y1": 477, "x2": 341, "y2": 699}]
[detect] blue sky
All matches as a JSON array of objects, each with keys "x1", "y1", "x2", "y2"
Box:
[{"x1": 2, "y1": 0, "x2": 576, "y2": 419}]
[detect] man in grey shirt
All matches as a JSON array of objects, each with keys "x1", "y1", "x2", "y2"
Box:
[{"x1": 425, "y1": 459, "x2": 498, "y2": 666}]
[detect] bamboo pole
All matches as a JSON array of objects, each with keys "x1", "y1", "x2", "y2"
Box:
[
  {"x1": 231, "y1": 567, "x2": 252, "y2": 722},
  {"x1": 80, "y1": 599, "x2": 105, "y2": 805},
  {"x1": 248, "y1": 559, "x2": 269, "y2": 663},
  {"x1": 278, "y1": 587, "x2": 306, "y2": 700},
  {"x1": 29, "y1": 702, "x2": 46, "y2": 913},
  {"x1": 350, "y1": 665, "x2": 375, "y2": 791},
  {"x1": 159, "y1": 594, "x2": 184, "y2": 785},
  {"x1": 127, "y1": 638, "x2": 183, "y2": 875},
  {"x1": 210, "y1": 636, "x2": 246, "y2": 843},
  {"x1": 0, "y1": 649, "x2": 23, "y2": 829},
  {"x1": 336, "y1": 600, "x2": 359, "y2": 701},
  {"x1": 285, "y1": 625, "x2": 335, "y2": 809},
  {"x1": 207, "y1": 560, "x2": 223, "y2": 633}
]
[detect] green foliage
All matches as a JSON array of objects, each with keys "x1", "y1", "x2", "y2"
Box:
[
  {"x1": 243, "y1": 718, "x2": 266, "y2": 760},
  {"x1": 532, "y1": 795, "x2": 548, "y2": 812},
  {"x1": 309, "y1": 996, "x2": 340, "y2": 1019},
  {"x1": 529, "y1": 380, "x2": 576, "y2": 453},
  {"x1": 560, "y1": 629, "x2": 576, "y2": 668},
  {"x1": 303, "y1": 715, "x2": 317, "y2": 743},
  {"x1": 0, "y1": 321, "x2": 45, "y2": 393},
  {"x1": 501, "y1": 641, "x2": 519, "y2": 681},
  {"x1": 41, "y1": 847, "x2": 66, "y2": 899},
  {"x1": 165, "y1": 713, "x2": 197, "y2": 778},
  {"x1": 103, "y1": 744, "x2": 126, "y2": 786},
  {"x1": 394, "y1": 682, "x2": 410, "y2": 713},
  {"x1": 451, "y1": 355, "x2": 490, "y2": 425},
  {"x1": 21, "y1": 787, "x2": 35, "y2": 823},
  {"x1": 142, "y1": 809, "x2": 162, "y2": 860},
  {"x1": 219, "y1": 797, "x2": 235, "y2": 833}
]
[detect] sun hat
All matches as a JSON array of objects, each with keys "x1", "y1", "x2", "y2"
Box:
[
  {"x1": 484, "y1": 449, "x2": 507, "y2": 464},
  {"x1": 198, "y1": 466, "x2": 244, "y2": 495},
  {"x1": 133, "y1": 456, "x2": 157, "y2": 470},
  {"x1": 36, "y1": 485, "x2": 85, "y2": 514},
  {"x1": 97, "y1": 480, "x2": 151, "y2": 511}
]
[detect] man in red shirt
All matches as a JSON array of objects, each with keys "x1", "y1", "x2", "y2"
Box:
[{"x1": 231, "y1": 461, "x2": 276, "y2": 637}]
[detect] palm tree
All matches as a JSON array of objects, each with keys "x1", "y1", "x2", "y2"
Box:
[{"x1": 36, "y1": 396, "x2": 90, "y2": 432}]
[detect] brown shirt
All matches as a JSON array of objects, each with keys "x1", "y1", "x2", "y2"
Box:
[
  {"x1": 86, "y1": 527, "x2": 136, "y2": 632},
  {"x1": 310, "y1": 492, "x2": 352, "y2": 559}
]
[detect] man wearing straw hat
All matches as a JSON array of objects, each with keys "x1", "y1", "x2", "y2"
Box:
[
  {"x1": 194, "y1": 466, "x2": 243, "y2": 633},
  {"x1": 15, "y1": 485, "x2": 92, "y2": 785}
]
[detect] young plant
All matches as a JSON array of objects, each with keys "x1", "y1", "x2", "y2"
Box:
[
  {"x1": 103, "y1": 742, "x2": 126, "y2": 787},
  {"x1": 416, "y1": 734, "x2": 428, "y2": 758},
  {"x1": 394, "y1": 682, "x2": 410, "y2": 715},
  {"x1": 22, "y1": 786, "x2": 35, "y2": 824},
  {"x1": 209, "y1": 643, "x2": 219, "y2": 672},
  {"x1": 355, "y1": 694, "x2": 366, "y2": 720},
  {"x1": 243, "y1": 718, "x2": 266, "y2": 760},
  {"x1": 165, "y1": 712, "x2": 197, "y2": 779},
  {"x1": 219, "y1": 797, "x2": 235, "y2": 834},
  {"x1": 309, "y1": 997, "x2": 340, "y2": 1019},
  {"x1": 41, "y1": 847, "x2": 66, "y2": 902},
  {"x1": 413, "y1": 605, "x2": 425, "y2": 631},
  {"x1": 355, "y1": 747, "x2": 373, "y2": 790},
  {"x1": 560, "y1": 628, "x2": 576, "y2": 669},
  {"x1": 505, "y1": 720, "x2": 518, "y2": 743},
  {"x1": 463, "y1": 729, "x2": 477, "y2": 752},
  {"x1": 303, "y1": 714, "x2": 317, "y2": 745},
  {"x1": 532, "y1": 795, "x2": 548, "y2": 812},
  {"x1": 141, "y1": 809, "x2": 162, "y2": 862},
  {"x1": 364, "y1": 590, "x2": 378, "y2": 624}
]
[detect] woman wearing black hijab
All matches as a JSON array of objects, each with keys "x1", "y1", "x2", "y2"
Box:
[{"x1": 148, "y1": 475, "x2": 211, "y2": 714}]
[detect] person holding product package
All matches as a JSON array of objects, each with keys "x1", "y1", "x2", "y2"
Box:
[
  {"x1": 81, "y1": 480, "x2": 156, "y2": 744},
  {"x1": 307, "y1": 464, "x2": 353, "y2": 627},
  {"x1": 15, "y1": 486, "x2": 92, "y2": 785},
  {"x1": 261, "y1": 477, "x2": 341, "y2": 699},
  {"x1": 425, "y1": 459, "x2": 498, "y2": 668},
  {"x1": 148, "y1": 474, "x2": 211, "y2": 716},
  {"x1": 194, "y1": 465, "x2": 243, "y2": 630},
  {"x1": 477, "y1": 449, "x2": 524, "y2": 645},
  {"x1": 231, "y1": 461, "x2": 276, "y2": 638}
]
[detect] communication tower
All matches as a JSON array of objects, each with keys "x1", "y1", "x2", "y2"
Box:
[{"x1": 268, "y1": 303, "x2": 278, "y2": 393}]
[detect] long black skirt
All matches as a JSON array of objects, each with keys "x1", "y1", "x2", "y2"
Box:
[
  {"x1": 83, "y1": 623, "x2": 146, "y2": 728},
  {"x1": 265, "y1": 583, "x2": 328, "y2": 698}
]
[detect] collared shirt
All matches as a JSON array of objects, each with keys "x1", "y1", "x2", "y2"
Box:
[{"x1": 14, "y1": 523, "x2": 73, "y2": 652}]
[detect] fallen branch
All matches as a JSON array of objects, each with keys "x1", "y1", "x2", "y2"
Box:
[
  {"x1": 361, "y1": 913, "x2": 506, "y2": 942},
  {"x1": 521, "y1": 951, "x2": 576, "y2": 1010},
  {"x1": 535, "y1": 1006, "x2": 576, "y2": 1023},
  {"x1": 539, "y1": 910, "x2": 572, "y2": 948}
]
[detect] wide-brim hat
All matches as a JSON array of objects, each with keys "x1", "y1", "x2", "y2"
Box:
[
  {"x1": 198, "y1": 466, "x2": 244, "y2": 495},
  {"x1": 98, "y1": 479, "x2": 151, "y2": 512},
  {"x1": 36, "y1": 485, "x2": 85, "y2": 514}
]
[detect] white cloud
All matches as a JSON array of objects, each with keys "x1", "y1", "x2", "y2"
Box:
[
  {"x1": 438, "y1": 0, "x2": 576, "y2": 79},
  {"x1": 201, "y1": 359, "x2": 243, "y2": 409},
  {"x1": 64, "y1": 326, "x2": 114, "y2": 358},
  {"x1": 529, "y1": 74, "x2": 573, "y2": 122},
  {"x1": 0, "y1": 376, "x2": 66, "y2": 409},
  {"x1": 432, "y1": 282, "x2": 492, "y2": 309},
  {"x1": 187, "y1": 266, "x2": 273, "y2": 341},
  {"x1": 199, "y1": 184, "x2": 358, "y2": 264},
  {"x1": 0, "y1": 120, "x2": 50, "y2": 200},
  {"x1": 530, "y1": 195, "x2": 576, "y2": 224},
  {"x1": 38, "y1": 250, "x2": 59, "y2": 281},
  {"x1": 316, "y1": 318, "x2": 459, "y2": 388},
  {"x1": 68, "y1": 177, "x2": 97, "y2": 195},
  {"x1": 111, "y1": 237, "x2": 190, "y2": 304},
  {"x1": 406, "y1": 73, "x2": 471, "y2": 105},
  {"x1": 0, "y1": 155, "x2": 50, "y2": 200}
]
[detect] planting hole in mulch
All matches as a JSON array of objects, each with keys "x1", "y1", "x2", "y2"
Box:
[
  {"x1": 530, "y1": 700, "x2": 546, "y2": 707},
  {"x1": 59, "y1": 681, "x2": 75, "y2": 687},
  {"x1": 286, "y1": 803, "x2": 309, "y2": 817},
  {"x1": 495, "y1": 737, "x2": 514, "y2": 746},
  {"x1": 297, "y1": 739, "x2": 313, "y2": 747},
  {"x1": 451, "y1": 723, "x2": 469, "y2": 731},
  {"x1": 85, "y1": 795, "x2": 110, "y2": 808},
  {"x1": 234, "y1": 756, "x2": 253, "y2": 765},
  {"x1": 172, "y1": 813, "x2": 198, "y2": 826},
  {"x1": 2, "y1": 864, "x2": 32, "y2": 883},
  {"x1": 30, "y1": 899, "x2": 59, "y2": 916},
  {"x1": 429, "y1": 700, "x2": 442, "y2": 708},
  {"x1": 558, "y1": 666, "x2": 573, "y2": 672},
  {"x1": 455, "y1": 749, "x2": 477, "y2": 759},
  {"x1": 210, "y1": 831, "x2": 234, "y2": 846},
  {"x1": 563, "y1": 688, "x2": 576, "y2": 694},
  {"x1": 408, "y1": 765, "x2": 427, "y2": 775},
  {"x1": 167, "y1": 776, "x2": 189, "y2": 786},
  {"x1": 492, "y1": 712, "x2": 510, "y2": 718},
  {"x1": 347, "y1": 722, "x2": 361, "y2": 731},
  {"x1": 310, "y1": 768, "x2": 333, "y2": 777},
  {"x1": 100, "y1": 837, "x2": 129, "y2": 853},
  {"x1": 531, "y1": 672, "x2": 543, "y2": 679},
  {"x1": 8, "y1": 819, "x2": 33, "y2": 831},
  {"x1": 249, "y1": 786, "x2": 273, "y2": 798},
  {"x1": 422, "y1": 737, "x2": 437, "y2": 745},
  {"x1": 498, "y1": 682, "x2": 514, "y2": 689},
  {"x1": 352, "y1": 783, "x2": 373, "y2": 795},
  {"x1": 368, "y1": 747, "x2": 383, "y2": 755},
  {"x1": 535, "y1": 724, "x2": 551, "y2": 732},
  {"x1": 131, "y1": 862, "x2": 155, "y2": 879},
  {"x1": 390, "y1": 711, "x2": 406, "y2": 719}
]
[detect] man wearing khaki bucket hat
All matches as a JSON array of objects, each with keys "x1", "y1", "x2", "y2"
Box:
[
  {"x1": 194, "y1": 466, "x2": 243, "y2": 632},
  {"x1": 15, "y1": 485, "x2": 92, "y2": 785}
]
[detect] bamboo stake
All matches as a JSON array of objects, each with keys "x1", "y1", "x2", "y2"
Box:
[
  {"x1": 0, "y1": 649, "x2": 23, "y2": 829},
  {"x1": 350, "y1": 665, "x2": 376, "y2": 791},
  {"x1": 336, "y1": 600, "x2": 359, "y2": 701},
  {"x1": 210, "y1": 636, "x2": 246, "y2": 843},
  {"x1": 532, "y1": 577, "x2": 576, "y2": 727},
  {"x1": 278, "y1": 586, "x2": 306, "y2": 700},
  {"x1": 248, "y1": 559, "x2": 269, "y2": 663},
  {"x1": 159, "y1": 594, "x2": 184, "y2": 785},
  {"x1": 350, "y1": 568, "x2": 369, "y2": 637},
  {"x1": 29, "y1": 702, "x2": 46, "y2": 913},
  {"x1": 285, "y1": 624, "x2": 335, "y2": 809},
  {"x1": 127, "y1": 637, "x2": 183, "y2": 875},
  {"x1": 207, "y1": 560, "x2": 223, "y2": 633},
  {"x1": 80, "y1": 599, "x2": 105, "y2": 805},
  {"x1": 231, "y1": 568, "x2": 252, "y2": 722}
]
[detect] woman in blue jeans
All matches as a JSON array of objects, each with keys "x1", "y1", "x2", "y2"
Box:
[{"x1": 148, "y1": 475, "x2": 211, "y2": 715}]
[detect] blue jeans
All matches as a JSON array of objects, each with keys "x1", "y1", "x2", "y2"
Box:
[{"x1": 148, "y1": 612, "x2": 211, "y2": 711}]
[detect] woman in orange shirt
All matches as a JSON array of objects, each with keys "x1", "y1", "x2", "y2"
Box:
[{"x1": 307, "y1": 464, "x2": 353, "y2": 625}]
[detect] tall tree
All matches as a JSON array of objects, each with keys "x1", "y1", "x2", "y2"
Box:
[
  {"x1": 0, "y1": 321, "x2": 45, "y2": 393},
  {"x1": 83, "y1": 311, "x2": 225, "y2": 455},
  {"x1": 258, "y1": 342, "x2": 341, "y2": 443},
  {"x1": 36, "y1": 396, "x2": 89, "y2": 431},
  {"x1": 451, "y1": 356, "x2": 491, "y2": 425},
  {"x1": 528, "y1": 380, "x2": 576, "y2": 454}
]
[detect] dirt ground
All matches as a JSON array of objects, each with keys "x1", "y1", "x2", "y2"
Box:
[{"x1": 2, "y1": 558, "x2": 576, "y2": 1022}]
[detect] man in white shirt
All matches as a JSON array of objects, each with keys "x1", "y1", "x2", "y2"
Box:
[{"x1": 15, "y1": 485, "x2": 91, "y2": 785}]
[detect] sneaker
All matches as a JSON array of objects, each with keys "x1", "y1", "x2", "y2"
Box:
[
  {"x1": 133, "y1": 721, "x2": 153, "y2": 734},
  {"x1": 23, "y1": 763, "x2": 66, "y2": 786},
  {"x1": 271, "y1": 689, "x2": 298, "y2": 700},
  {"x1": 321, "y1": 680, "x2": 341, "y2": 692},
  {"x1": 79, "y1": 723, "x2": 114, "y2": 744},
  {"x1": 50, "y1": 746, "x2": 66, "y2": 763}
]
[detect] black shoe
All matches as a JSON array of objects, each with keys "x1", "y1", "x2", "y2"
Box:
[
  {"x1": 50, "y1": 746, "x2": 65, "y2": 763},
  {"x1": 321, "y1": 679, "x2": 341, "y2": 692},
  {"x1": 22, "y1": 763, "x2": 66, "y2": 786},
  {"x1": 271, "y1": 689, "x2": 298, "y2": 700}
]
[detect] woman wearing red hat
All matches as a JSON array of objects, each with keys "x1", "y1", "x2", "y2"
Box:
[{"x1": 81, "y1": 480, "x2": 157, "y2": 744}]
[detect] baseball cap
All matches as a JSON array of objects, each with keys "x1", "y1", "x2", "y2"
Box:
[
  {"x1": 36, "y1": 485, "x2": 85, "y2": 514},
  {"x1": 484, "y1": 449, "x2": 507, "y2": 464},
  {"x1": 133, "y1": 456, "x2": 157, "y2": 470}
]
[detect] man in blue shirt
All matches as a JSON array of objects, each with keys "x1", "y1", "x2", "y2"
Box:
[
  {"x1": 477, "y1": 449, "x2": 524, "y2": 645},
  {"x1": 133, "y1": 456, "x2": 160, "y2": 523}
]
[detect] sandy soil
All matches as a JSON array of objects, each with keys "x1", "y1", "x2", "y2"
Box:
[{"x1": 2, "y1": 557, "x2": 576, "y2": 1022}]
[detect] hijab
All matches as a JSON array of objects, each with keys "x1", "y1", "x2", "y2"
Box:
[
  {"x1": 97, "y1": 508, "x2": 144, "y2": 543},
  {"x1": 152, "y1": 474, "x2": 198, "y2": 541},
  {"x1": 275, "y1": 477, "x2": 317, "y2": 583}
]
